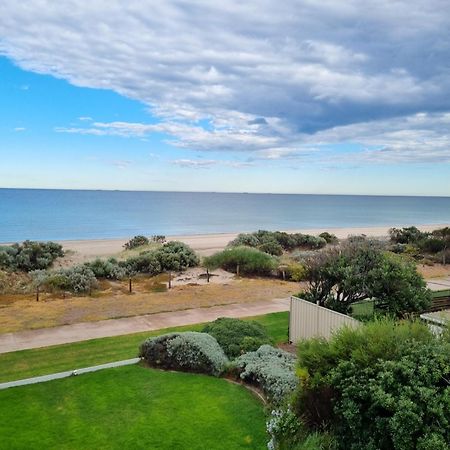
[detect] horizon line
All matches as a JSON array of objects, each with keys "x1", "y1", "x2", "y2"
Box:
[{"x1": 0, "y1": 186, "x2": 449, "y2": 199}]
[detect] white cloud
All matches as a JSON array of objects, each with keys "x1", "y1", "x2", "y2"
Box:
[
  {"x1": 13, "y1": 127, "x2": 26, "y2": 132},
  {"x1": 1, "y1": 1, "x2": 450, "y2": 164},
  {"x1": 171, "y1": 158, "x2": 253, "y2": 169}
]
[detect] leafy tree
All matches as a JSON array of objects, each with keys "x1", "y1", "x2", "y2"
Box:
[{"x1": 302, "y1": 241, "x2": 431, "y2": 316}]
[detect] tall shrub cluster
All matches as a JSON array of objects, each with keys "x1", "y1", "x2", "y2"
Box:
[
  {"x1": 389, "y1": 226, "x2": 450, "y2": 264},
  {"x1": 35, "y1": 241, "x2": 198, "y2": 294},
  {"x1": 229, "y1": 230, "x2": 328, "y2": 256},
  {"x1": 0, "y1": 241, "x2": 64, "y2": 271},
  {"x1": 293, "y1": 320, "x2": 450, "y2": 450}
]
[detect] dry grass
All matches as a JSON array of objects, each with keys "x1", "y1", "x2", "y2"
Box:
[
  {"x1": 417, "y1": 263, "x2": 450, "y2": 279},
  {"x1": 0, "y1": 276, "x2": 299, "y2": 333}
]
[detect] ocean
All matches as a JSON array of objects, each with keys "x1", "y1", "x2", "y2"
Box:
[{"x1": 1, "y1": 188, "x2": 449, "y2": 242}]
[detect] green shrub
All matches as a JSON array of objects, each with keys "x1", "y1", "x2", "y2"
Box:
[
  {"x1": 45, "y1": 265, "x2": 98, "y2": 293},
  {"x1": 258, "y1": 239, "x2": 284, "y2": 256},
  {"x1": 234, "y1": 345, "x2": 298, "y2": 404},
  {"x1": 0, "y1": 241, "x2": 63, "y2": 272},
  {"x1": 151, "y1": 235, "x2": 166, "y2": 243},
  {"x1": 123, "y1": 235, "x2": 150, "y2": 250},
  {"x1": 389, "y1": 226, "x2": 429, "y2": 244},
  {"x1": 294, "y1": 320, "x2": 450, "y2": 450},
  {"x1": 292, "y1": 234, "x2": 327, "y2": 249},
  {"x1": 267, "y1": 408, "x2": 337, "y2": 450},
  {"x1": 85, "y1": 258, "x2": 127, "y2": 279},
  {"x1": 419, "y1": 237, "x2": 446, "y2": 254},
  {"x1": 202, "y1": 317, "x2": 272, "y2": 358},
  {"x1": 121, "y1": 252, "x2": 162, "y2": 275},
  {"x1": 318, "y1": 232, "x2": 338, "y2": 245},
  {"x1": 285, "y1": 262, "x2": 307, "y2": 281},
  {"x1": 228, "y1": 230, "x2": 327, "y2": 254},
  {"x1": 229, "y1": 233, "x2": 261, "y2": 248},
  {"x1": 154, "y1": 241, "x2": 199, "y2": 271},
  {"x1": 139, "y1": 331, "x2": 228, "y2": 376},
  {"x1": 204, "y1": 246, "x2": 277, "y2": 276}
]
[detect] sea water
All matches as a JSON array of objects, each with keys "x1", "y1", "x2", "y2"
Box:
[{"x1": 1, "y1": 188, "x2": 450, "y2": 242}]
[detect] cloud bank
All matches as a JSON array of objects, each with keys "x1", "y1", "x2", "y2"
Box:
[{"x1": 1, "y1": 0, "x2": 449, "y2": 164}]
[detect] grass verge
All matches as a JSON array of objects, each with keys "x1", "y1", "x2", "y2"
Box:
[{"x1": 0, "y1": 311, "x2": 288, "y2": 383}]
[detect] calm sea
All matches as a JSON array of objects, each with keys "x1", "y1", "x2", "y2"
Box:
[{"x1": 0, "y1": 188, "x2": 449, "y2": 242}]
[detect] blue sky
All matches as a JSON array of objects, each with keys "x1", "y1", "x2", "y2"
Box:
[{"x1": 1, "y1": 1, "x2": 449, "y2": 196}]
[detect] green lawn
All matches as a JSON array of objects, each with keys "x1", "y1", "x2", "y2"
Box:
[
  {"x1": 0, "y1": 365, "x2": 267, "y2": 450},
  {"x1": 0, "y1": 311, "x2": 288, "y2": 383}
]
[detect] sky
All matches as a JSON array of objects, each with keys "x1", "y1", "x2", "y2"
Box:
[{"x1": 0, "y1": 1, "x2": 449, "y2": 196}]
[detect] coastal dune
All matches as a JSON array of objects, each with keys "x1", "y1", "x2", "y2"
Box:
[{"x1": 59, "y1": 224, "x2": 450, "y2": 261}]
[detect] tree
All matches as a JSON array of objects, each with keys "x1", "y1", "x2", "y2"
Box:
[{"x1": 302, "y1": 241, "x2": 431, "y2": 317}]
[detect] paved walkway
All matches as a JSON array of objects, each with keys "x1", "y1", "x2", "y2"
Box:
[
  {"x1": 427, "y1": 276, "x2": 450, "y2": 292},
  {"x1": 0, "y1": 358, "x2": 140, "y2": 390},
  {"x1": 0, "y1": 298, "x2": 290, "y2": 354}
]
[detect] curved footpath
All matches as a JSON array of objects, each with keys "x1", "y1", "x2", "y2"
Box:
[{"x1": 0, "y1": 297, "x2": 290, "y2": 354}]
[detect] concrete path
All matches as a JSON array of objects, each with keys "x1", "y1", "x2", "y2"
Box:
[
  {"x1": 427, "y1": 276, "x2": 450, "y2": 292},
  {"x1": 0, "y1": 358, "x2": 140, "y2": 390},
  {"x1": 0, "y1": 298, "x2": 290, "y2": 354}
]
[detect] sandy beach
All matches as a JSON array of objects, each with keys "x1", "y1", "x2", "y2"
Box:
[{"x1": 58, "y1": 223, "x2": 450, "y2": 263}]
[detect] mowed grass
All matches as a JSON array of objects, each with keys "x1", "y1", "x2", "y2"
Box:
[
  {"x1": 0, "y1": 312, "x2": 288, "y2": 383},
  {"x1": 0, "y1": 365, "x2": 267, "y2": 450}
]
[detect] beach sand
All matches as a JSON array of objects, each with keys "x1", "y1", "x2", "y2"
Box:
[{"x1": 58, "y1": 223, "x2": 450, "y2": 264}]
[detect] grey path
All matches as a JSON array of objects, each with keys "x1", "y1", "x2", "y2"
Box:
[
  {"x1": 0, "y1": 358, "x2": 140, "y2": 390},
  {"x1": 427, "y1": 276, "x2": 450, "y2": 291},
  {"x1": 0, "y1": 298, "x2": 290, "y2": 354}
]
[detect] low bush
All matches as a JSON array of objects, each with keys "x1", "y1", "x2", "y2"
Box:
[
  {"x1": 151, "y1": 235, "x2": 166, "y2": 243},
  {"x1": 202, "y1": 317, "x2": 272, "y2": 358},
  {"x1": 85, "y1": 258, "x2": 127, "y2": 279},
  {"x1": 44, "y1": 265, "x2": 98, "y2": 293},
  {"x1": 234, "y1": 345, "x2": 298, "y2": 404},
  {"x1": 292, "y1": 234, "x2": 327, "y2": 250},
  {"x1": 267, "y1": 408, "x2": 336, "y2": 450},
  {"x1": 389, "y1": 226, "x2": 428, "y2": 244},
  {"x1": 121, "y1": 252, "x2": 162, "y2": 276},
  {"x1": 0, "y1": 241, "x2": 64, "y2": 272},
  {"x1": 258, "y1": 239, "x2": 284, "y2": 256},
  {"x1": 318, "y1": 232, "x2": 338, "y2": 245},
  {"x1": 204, "y1": 246, "x2": 277, "y2": 276},
  {"x1": 139, "y1": 331, "x2": 228, "y2": 376},
  {"x1": 154, "y1": 241, "x2": 199, "y2": 271},
  {"x1": 123, "y1": 235, "x2": 150, "y2": 250},
  {"x1": 228, "y1": 230, "x2": 328, "y2": 255},
  {"x1": 293, "y1": 320, "x2": 450, "y2": 450},
  {"x1": 285, "y1": 262, "x2": 307, "y2": 281}
]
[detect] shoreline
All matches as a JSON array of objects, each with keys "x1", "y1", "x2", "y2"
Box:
[{"x1": 49, "y1": 223, "x2": 450, "y2": 260}]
